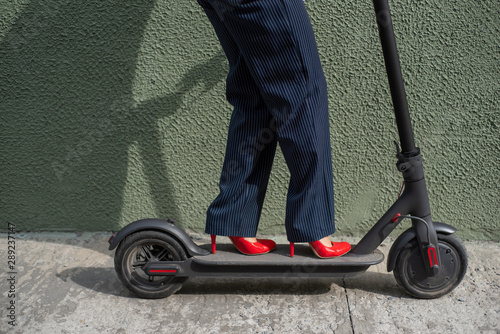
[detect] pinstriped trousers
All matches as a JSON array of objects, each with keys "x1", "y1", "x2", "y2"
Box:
[{"x1": 198, "y1": 0, "x2": 336, "y2": 242}]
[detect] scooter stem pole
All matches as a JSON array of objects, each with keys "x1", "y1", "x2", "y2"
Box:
[{"x1": 373, "y1": 0, "x2": 416, "y2": 154}]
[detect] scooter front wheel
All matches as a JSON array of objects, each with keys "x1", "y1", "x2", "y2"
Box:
[
  {"x1": 114, "y1": 230, "x2": 188, "y2": 299},
  {"x1": 393, "y1": 233, "x2": 467, "y2": 299}
]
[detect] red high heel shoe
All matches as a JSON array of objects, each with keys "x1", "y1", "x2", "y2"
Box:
[
  {"x1": 289, "y1": 240, "x2": 350, "y2": 258},
  {"x1": 308, "y1": 239, "x2": 351, "y2": 258},
  {"x1": 210, "y1": 235, "x2": 276, "y2": 255}
]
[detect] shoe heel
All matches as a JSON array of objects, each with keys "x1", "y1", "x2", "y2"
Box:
[
  {"x1": 211, "y1": 235, "x2": 216, "y2": 254},
  {"x1": 290, "y1": 242, "x2": 294, "y2": 257}
]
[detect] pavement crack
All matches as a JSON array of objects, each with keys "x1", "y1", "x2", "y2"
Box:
[{"x1": 342, "y1": 278, "x2": 355, "y2": 334}]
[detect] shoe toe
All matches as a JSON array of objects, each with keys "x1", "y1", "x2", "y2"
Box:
[
  {"x1": 242, "y1": 242, "x2": 269, "y2": 254},
  {"x1": 230, "y1": 236, "x2": 270, "y2": 255},
  {"x1": 257, "y1": 239, "x2": 277, "y2": 251},
  {"x1": 332, "y1": 241, "x2": 351, "y2": 256}
]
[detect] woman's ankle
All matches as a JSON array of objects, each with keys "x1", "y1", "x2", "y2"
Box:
[{"x1": 318, "y1": 236, "x2": 332, "y2": 247}]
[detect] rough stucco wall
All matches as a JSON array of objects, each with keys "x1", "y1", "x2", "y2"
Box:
[{"x1": 1, "y1": 0, "x2": 498, "y2": 240}]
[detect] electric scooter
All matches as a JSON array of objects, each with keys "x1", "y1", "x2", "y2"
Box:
[{"x1": 108, "y1": 0, "x2": 468, "y2": 299}]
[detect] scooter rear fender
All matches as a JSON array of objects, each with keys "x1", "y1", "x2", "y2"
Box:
[
  {"x1": 387, "y1": 222, "x2": 457, "y2": 272},
  {"x1": 108, "y1": 218, "x2": 210, "y2": 257}
]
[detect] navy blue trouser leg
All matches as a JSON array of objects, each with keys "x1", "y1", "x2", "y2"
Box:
[{"x1": 198, "y1": 0, "x2": 336, "y2": 242}]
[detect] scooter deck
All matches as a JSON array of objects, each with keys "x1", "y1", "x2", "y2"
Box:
[
  {"x1": 179, "y1": 244, "x2": 385, "y2": 278},
  {"x1": 195, "y1": 243, "x2": 382, "y2": 265}
]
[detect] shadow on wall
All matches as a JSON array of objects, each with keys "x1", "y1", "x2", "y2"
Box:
[{"x1": 0, "y1": 0, "x2": 226, "y2": 231}]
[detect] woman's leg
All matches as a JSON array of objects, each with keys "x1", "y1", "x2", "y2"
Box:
[
  {"x1": 201, "y1": 0, "x2": 336, "y2": 242},
  {"x1": 201, "y1": 0, "x2": 335, "y2": 242},
  {"x1": 199, "y1": 0, "x2": 278, "y2": 237}
]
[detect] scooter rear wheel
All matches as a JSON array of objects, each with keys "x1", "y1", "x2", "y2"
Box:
[
  {"x1": 114, "y1": 230, "x2": 188, "y2": 299},
  {"x1": 393, "y1": 233, "x2": 467, "y2": 299}
]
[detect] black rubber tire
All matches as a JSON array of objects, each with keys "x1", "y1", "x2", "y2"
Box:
[
  {"x1": 393, "y1": 233, "x2": 467, "y2": 299},
  {"x1": 114, "y1": 230, "x2": 188, "y2": 299}
]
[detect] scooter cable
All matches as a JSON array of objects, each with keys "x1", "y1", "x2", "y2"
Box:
[
  {"x1": 398, "y1": 182, "x2": 405, "y2": 198},
  {"x1": 394, "y1": 214, "x2": 433, "y2": 245}
]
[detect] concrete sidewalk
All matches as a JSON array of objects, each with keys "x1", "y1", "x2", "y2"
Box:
[{"x1": 0, "y1": 232, "x2": 498, "y2": 334}]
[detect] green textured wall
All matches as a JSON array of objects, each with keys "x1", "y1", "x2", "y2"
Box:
[{"x1": 1, "y1": 0, "x2": 498, "y2": 240}]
